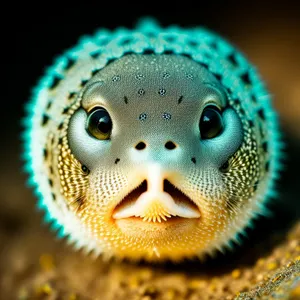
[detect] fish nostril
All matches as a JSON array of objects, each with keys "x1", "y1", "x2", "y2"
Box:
[
  {"x1": 135, "y1": 141, "x2": 147, "y2": 150},
  {"x1": 165, "y1": 141, "x2": 177, "y2": 150}
]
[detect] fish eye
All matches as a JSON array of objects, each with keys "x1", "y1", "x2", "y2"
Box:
[
  {"x1": 199, "y1": 105, "x2": 224, "y2": 139},
  {"x1": 87, "y1": 107, "x2": 112, "y2": 140}
]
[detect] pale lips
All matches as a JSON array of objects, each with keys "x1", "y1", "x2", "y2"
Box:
[{"x1": 112, "y1": 165, "x2": 201, "y2": 223}]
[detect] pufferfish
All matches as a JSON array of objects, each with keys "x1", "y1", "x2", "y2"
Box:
[{"x1": 23, "y1": 19, "x2": 283, "y2": 261}]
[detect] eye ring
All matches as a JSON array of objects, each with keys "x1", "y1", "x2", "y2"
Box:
[
  {"x1": 199, "y1": 105, "x2": 224, "y2": 139},
  {"x1": 86, "y1": 107, "x2": 113, "y2": 140}
]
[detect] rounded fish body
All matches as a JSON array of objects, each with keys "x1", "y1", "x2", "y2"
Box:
[{"x1": 23, "y1": 19, "x2": 282, "y2": 261}]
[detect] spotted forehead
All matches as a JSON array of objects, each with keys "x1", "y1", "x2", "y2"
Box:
[{"x1": 81, "y1": 54, "x2": 226, "y2": 113}]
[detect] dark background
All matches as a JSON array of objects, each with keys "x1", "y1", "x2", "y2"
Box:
[{"x1": 1, "y1": 1, "x2": 300, "y2": 298}]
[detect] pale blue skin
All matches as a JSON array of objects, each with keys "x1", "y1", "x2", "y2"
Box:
[
  {"x1": 22, "y1": 18, "x2": 283, "y2": 260},
  {"x1": 69, "y1": 55, "x2": 243, "y2": 173}
]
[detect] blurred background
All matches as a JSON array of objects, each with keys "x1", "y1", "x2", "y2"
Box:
[{"x1": 1, "y1": 1, "x2": 300, "y2": 299}]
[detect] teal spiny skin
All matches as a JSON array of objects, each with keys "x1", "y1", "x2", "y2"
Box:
[{"x1": 23, "y1": 19, "x2": 283, "y2": 261}]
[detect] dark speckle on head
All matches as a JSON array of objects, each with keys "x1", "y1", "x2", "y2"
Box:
[
  {"x1": 42, "y1": 114, "x2": 49, "y2": 126},
  {"x1": 210, "y1": 41, "x2": 218, "y2": 50},
  {"x1": 139, "y1": 113, "x2": 147, "y2": 121},
  {"x1": 64, "y1": 57, "x2": 76, "y2": 71},
  {"x1": 90, "y1": 51, "x2": 101, "y2": 59},
  {"x1": 253, "y1": 180, "x2": 259, "y2": 192},
  {"x1": 49, "y1": 75, "x2": 62, "y2": 90},
  {"x1": 227, "y1": 53, "x2": 238, "y2": 67},
  {"x1": 165, "y1": 35, "x2": 176, "y2": 43},
  {"x1": 233, "y1": 99, "x2": 240, "y2": 106},
  {"x1": 91, "y1": 69, "x2": 100, "y2": 76},
  {"x1": 162, "y1": 50, "x2": 174, "y2": 55},
  {"x1": 199, "y1": 62, "x2": 209, "y2": 69},
  {"x1": 158, "y1": 88, "x2": 166, "y2": 96},
  {"x1": 241, "y1": 72, "x2": 251, "y2": 85},
  {"x1": 186, "y1": 73, "x2": 194, "y2": 80},
  {"x1": 43, "y1": 148, "x2": 48, "y2": 160},
  {"x1": 135, "y1": 73, "x2": 145, "y2": 80},
  {"x1": 262, "y1": 141, "x2": 268, "y2": 153},
  {"x1": 163, "y1": 72, "x2": 170, "y2": 79},
  {"x1": 120, "y1": 38, "x2": 132, "y2": 45},
  {"x1": 68, "y1": 92, "x2": 76, "y2": 100},
  {"x1": 251, "y1": 94, "x2": 257, "y2": 103},
  {"x1": 81, "y1": 79, "x2": 88, "y2": 87},
  {"x1": 188, "y1": 40, "x2": 198, "y2": 47},
  {"x1": 214, "y1": 73, "x2": 222, "y2": 82},
  {"x1": 97, "y1": 37, "x2": 109, "y2": 46},
  {"x1": 143, "y1": 48, "x2": 155, "y2": 55},
  {"x1": 112, "y1": 75, "x2": 121, "y2": 82},
  {"x1": 248, "y1": 120, "x2": 254, "y2": 128},
  {"x1": 258, "y1": 108, "x2": 266, "y2": 120},
  {"x1": 46, "y1": 100, "x2": 52, "y2": 110},
  {"x1": 265, "y1": 161, "x2": 270, "y2": 172},
  {"x1": 63, "y1": 107, "x2": 70, "y2": 114},
  {"x1": 162, "y1": 112, "x2": 171, "y2": 120},
  {"x1": 138, "y1": 89, "x2": 145, "y2": 96}
]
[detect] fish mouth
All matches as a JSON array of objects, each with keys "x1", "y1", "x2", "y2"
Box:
[{"x1": 112, "y1": 180, "x2": 201, "y2": 223}]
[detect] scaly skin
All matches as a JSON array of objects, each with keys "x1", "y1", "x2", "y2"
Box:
[{"x1": 23, "y1": 19, "x2": 283, "y2": 261}]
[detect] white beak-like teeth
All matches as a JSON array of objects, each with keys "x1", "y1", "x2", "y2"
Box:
[
  {"x1": 113, "y1": 164, "x2": 200, "y2": 222},
  {"x1": 112, "y1": 190, "x2": 200, "y2": 221}
]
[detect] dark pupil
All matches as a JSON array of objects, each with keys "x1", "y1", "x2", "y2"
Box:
[
  {"x1": 88, "y1": 108, "x2": 112, "y2": 139},
  {"x1": 200, "y1": 107, "x2": 223, "y2": 139},
  {"x1": 97, "y1": 115, "x2": 111, "y2": 133}
]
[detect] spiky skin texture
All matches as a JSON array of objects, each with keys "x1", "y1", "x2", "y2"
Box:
[{"x1": 23, "y1": 19, "x2": 283, "y2": 261}]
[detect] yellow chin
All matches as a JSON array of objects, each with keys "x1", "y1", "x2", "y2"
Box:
[
  {"x1": 78, "y1": 175, "x2": 229, "y2": 261},
  {"x1": 112, "y1": 217, "x2": 204, "y2": 260},
  {"x1": 115, "y1": 217, "x2": 199, "y2": 238},
  {"x1": 80, "y1": 206, "x2": 228, "y2": 261}
]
